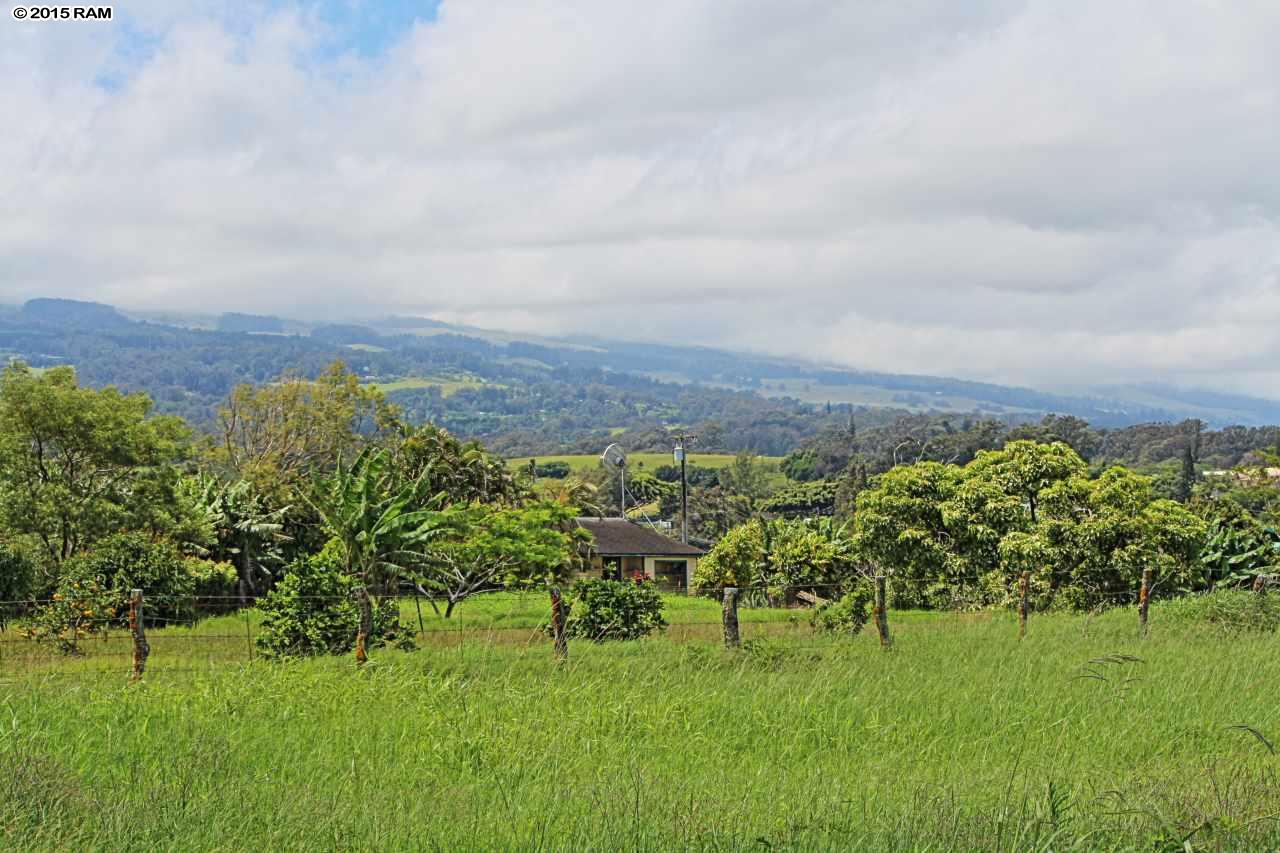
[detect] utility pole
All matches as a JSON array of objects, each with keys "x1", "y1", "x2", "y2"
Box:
[{"x1": 672, "y1": 432, "x2": 697, "y2": 544}]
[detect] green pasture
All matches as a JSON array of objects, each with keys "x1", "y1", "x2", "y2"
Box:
[
  {"x1": 5, "y1": 596, "x2": 1280, "y2": 849},
  {"x1": 364, "y1": 374, "x2": 496, "y2": 397}
]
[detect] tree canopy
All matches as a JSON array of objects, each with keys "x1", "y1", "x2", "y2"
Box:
[{"x1": 0, "y1": 364, "x2": 190, "y2": 567}]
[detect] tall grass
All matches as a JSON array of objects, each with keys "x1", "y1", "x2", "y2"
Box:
[{"x1": 4, "y1": 605, "x2": 1280, "y2": 850}]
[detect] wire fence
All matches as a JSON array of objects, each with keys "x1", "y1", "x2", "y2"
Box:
[{"x1": 0, "y1": 574, "x2": 1261, "y2": 684}]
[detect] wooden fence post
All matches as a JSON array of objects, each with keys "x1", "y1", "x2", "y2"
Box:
[
  {"x1": 129, "y1": 589, "x2": 149, "y2": 683},
  {"x1": 873, "y1": 576, "x2": 891, "y2": 649},
  {"x1": 722, "y1": 587, "x2": 740, "y2": 649},
  {"x1": 549, "y1": 586, "x2": 568, "y2": 663},
  {"x1": 243, "y1": 608, "x2": 254, "y2": 661},
  {"x1": 354, "y1": 587, "x2": 372, "y2": 667},
  {"x1": 1018, "y1": 571, "x2": 1030, "y2": 640},
  {"x1": 1139, "y1": 568, "x2": 1152, "y2": 637}
]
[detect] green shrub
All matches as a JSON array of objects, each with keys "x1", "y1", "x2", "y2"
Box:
[
  {"x1": 183, "y1": 557, "x2": 239, "y2": 614},
  {"x1": 1162, "y1": 589, "x2": 1280, "y2": 633},
  {"x1": 533, "y1": 461, "x2": 572, "y2": 479},
  {"x1": 563, "y1": 578, "x2": 667, "y2": 642},
  {"x1": 61, "y1": 533, "x2": 195, "y2": 625},
  {"x1": 255, "y1": 555, "x2": 409, "y2": 659},
  {"x1": 18, "y1": 576, "x2": 118, "y2": 655},
  {"x1": 21, "y1": 534, "x2": 198, "y2": 650},
  {"x1": 810, "y1": 585, "x2": 874, "y2": 635}
]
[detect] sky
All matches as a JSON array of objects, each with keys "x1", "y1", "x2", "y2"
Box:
[{"x1": 4, "y1": 1, "x2": 1280, "y2": 395}]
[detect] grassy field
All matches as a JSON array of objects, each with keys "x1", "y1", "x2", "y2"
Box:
[
  {"x1": 364, "y1": 374, "x2": 496, "y2": 397},
  {"x1": 507, "y1": 452, "x2": 783, "y2": 472},
  {"x1": 4, "y1": 598, "x2": 1280, "y2": 850}
]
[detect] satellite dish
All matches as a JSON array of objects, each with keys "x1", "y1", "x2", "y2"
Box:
[{"x1": 601, "y1": 443, "x2": 627, "y2": 468}]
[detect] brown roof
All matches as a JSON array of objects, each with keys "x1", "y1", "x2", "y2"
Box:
[{"x1": 575, "y1": 518, "x2": 705, "y2": 557}]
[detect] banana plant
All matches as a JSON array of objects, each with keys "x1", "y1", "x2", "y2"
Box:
[
  {"x1": 1200, "y1": 518, "x2": 1280, "y2": 587},
  {"x1": 307, "y1": 446, "x2": 444, "y2": 596},
  {"x1": 186, "y1": 475, "x2": 291, "y2": 604}
]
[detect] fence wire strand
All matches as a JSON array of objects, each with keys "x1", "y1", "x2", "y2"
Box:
[{"x1": 0, "y1": 575, "x2": 1256, "y2": 683}]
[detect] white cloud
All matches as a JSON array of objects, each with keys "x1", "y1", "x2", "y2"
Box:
[{"x1": 3, "y1": 0, "x2": 1280, "y2": 394}]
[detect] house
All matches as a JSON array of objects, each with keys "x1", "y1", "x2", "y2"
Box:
[{"x1": 574, "y1": 517, "x2": 705, "y2": 590}]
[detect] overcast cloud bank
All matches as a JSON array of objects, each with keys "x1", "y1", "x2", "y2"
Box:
[{"x1": 4, "y1": 1, "x2": 1279, "y2": 394}]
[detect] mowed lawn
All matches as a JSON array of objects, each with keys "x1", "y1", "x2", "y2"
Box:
[{"x1": 4, "y1": 601, "x2": 1280, "y2": 850}]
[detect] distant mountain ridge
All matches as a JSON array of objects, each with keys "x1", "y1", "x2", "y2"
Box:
[
  {"x1": 22, "y1": 298, "x2": 132, "y2": 329},
  {"x1": 4, "y1": 297, "x2": 1279, "y2": 433}
]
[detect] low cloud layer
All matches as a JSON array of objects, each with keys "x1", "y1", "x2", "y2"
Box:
[{"x1": 4, "y1": 1, "x2": 1280, "y2": 393}]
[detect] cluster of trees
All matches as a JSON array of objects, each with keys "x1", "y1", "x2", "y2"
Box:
[
  {"x1": 0, "y1": 361, "x2": 586, "y2": 656},
  {"x1": 696, "y1": 440, "x2": 1277, "y2": 612},
  {"x1": 781, "y1": 413, "x2": 1280, "y2": 485}
]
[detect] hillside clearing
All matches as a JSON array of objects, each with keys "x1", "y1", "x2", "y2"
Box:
[{"x1": 364, "y1": 374, "x2": 496, "y2": 397}]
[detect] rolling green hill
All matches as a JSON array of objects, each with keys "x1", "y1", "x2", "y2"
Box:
[{"x1": 6, "y1": 298, "x2": 1280, "y2": 464}]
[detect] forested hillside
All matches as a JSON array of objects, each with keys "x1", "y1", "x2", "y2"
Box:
[{"x1": 5, "y1": 298, "x2": 1280, "y2": 464}]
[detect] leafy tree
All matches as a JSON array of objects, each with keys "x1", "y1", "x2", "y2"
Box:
[
  {"x1": 212, "y1": 361, "x2": 396, "y2": 495},
  {"x1": 959, "y1": 440, "x2": 1086, "y2": 524},
  {"x1": 57, "y1": 532, "x2": 198, "y2": 625},
  {"x1": 780, "y1": 449, "x2": 820, "y2": 482},
  {"x1": 622, "y1": 471, "x2": 675, "y2": 507},
  {"x1": 389, "y1": 422, "x2": 525, "y2": 506},
  {"x1": 694, "y1": 517, "x2": 859, "y2": 594},
  {"x1": 692, "y1": 520, "x2": 764, "y2": 589},
  {"x1": 0, "y1": 364, "x2": 189, "y2": 567},
  {"x1": 1037, "y1": 468, "x2": 1207, "y2": 606},
  {"x1": 21, "y1": 532, "x2": 222, "y2": 651},
  {"x1": 540, "y1": 476, "x2": 605, "y2": 517},
  {"x1": 759, "y1": 480, "x2": 838, "y2": 517},
  {"x1": 1007, "y1": 414, "x2": 1100, "y2": 460},
  {"x1": 182, "y1": 557, "x2": 239, "y2": 605},
  {"x1": 718, "y1": 451, "x2": 775, "y2": 504},
  {"x1": 853, "y1": 461, "x2": 962, "y2": 600},
  {"x1": 254, "y1": 548, "x2": 404, "y2": 658},
  {"x1": 417, "y1": 502, "x2": 581, "y2": 617},
  {"x1": 833, "y1": 459, "x2": 869, "y2": 521},
  {"x1": 256, "y1": 557, "x2": 360, "y2": 657}
]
